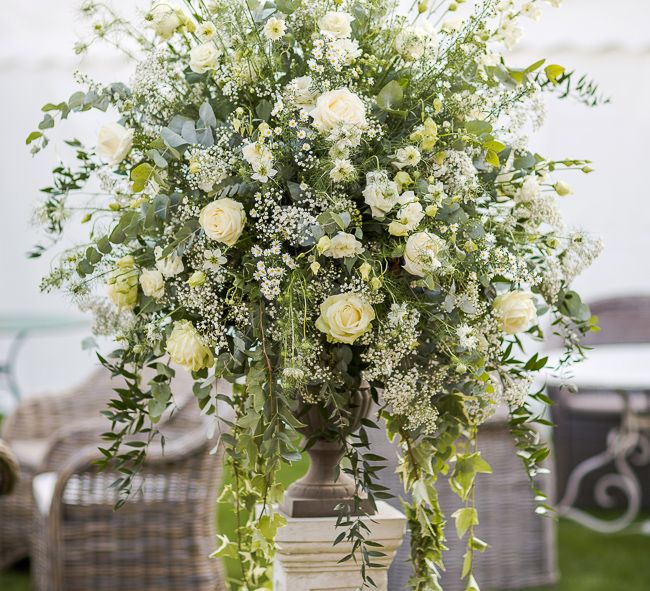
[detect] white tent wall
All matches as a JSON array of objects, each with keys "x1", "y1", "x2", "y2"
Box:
[{"x1": 0, "y1": 0, "x2": 648, "y2": 405}]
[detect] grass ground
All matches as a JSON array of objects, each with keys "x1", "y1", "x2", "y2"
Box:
[{"x1": 2, "y1": 459, "x2": 650, "y2": 591}]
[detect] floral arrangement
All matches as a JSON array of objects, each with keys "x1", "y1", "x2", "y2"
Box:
[{"x1": 30, "y1": 0, "x2": 605, "y2": 589}]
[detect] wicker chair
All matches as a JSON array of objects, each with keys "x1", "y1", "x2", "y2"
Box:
[
  {"x1": 30, "y1": 398, "x2": 226, "y2": 591},
  {"x1": 549, "y1": 295, "x2": 650, "y2": 507},
  {"x1": 0, "y1": 366, "x2": 193, "y2": 569},
  {"x1": 0, "y1": 439, "x2": 19, "y2": 496},
  {"x1": 369, "y1": 409, "x2": 557, "y2": 591}
]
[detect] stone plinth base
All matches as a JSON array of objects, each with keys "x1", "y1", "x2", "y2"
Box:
[{"x1": 273, "y1": 502, "x2": 407, "y2": 591}]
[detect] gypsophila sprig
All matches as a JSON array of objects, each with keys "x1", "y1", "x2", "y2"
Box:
[{"x1": 30, "y1": 0, "x2": 603, "y2": 588}]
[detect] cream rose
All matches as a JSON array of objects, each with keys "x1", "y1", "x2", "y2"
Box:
[
  {"x1": 315, "y1": 293, "x2": 375, "y2": 344},
  {"x1": 493, "y1": 291, "x2": 537, "y2": 334},
  {"x1": 139, "y1": 269, "x2": 165, "y2": 300},
  {"x1": 107, "y1": 255, "x2": 139, "y2": 310},
  {"x1": 554, "y1": 180, "x2": 573, "y2": 196},
  {"x1": 311, "y1": 88, "x2": 367, "y2": 133},
  {"x1": 389, "y1": 202, "x2": 424, "y2": 236},
  {"x1": 362, "y1": 171, "x2": 400, "y2": 218},
  {"x1": 403, "y1": 231, "x2": 445, "y2": 277},
  {"x1": 154, "y1": 246, "x2": 184, "y2": 278},
  {"x1": 148, "y1": 3, "x2": 182, "y2": 39},
  {"x1": 189, "y1": 43, "x2": 219, "y2": 74},
  {"x1": 199, "y1": 198, "x2": 246, "y2": 246},
  {"x1": 515, "y1": 175, "x2": 540, "y2": 203},
  {"x1": 96, "y1": 123, "x2": 134, "y2": 166},
  {"x1": 318, "y1": 11, "x2": 354, "y2": 38},
  {"x1": 287, "y1": 76, "x2": 317, "y2": 108},
  {"x1": 324, "y1": 232, "x2": 365, "y2": 259},
  {"x1": 166, "y1": 320, "x2": 214, "y2": 372}
]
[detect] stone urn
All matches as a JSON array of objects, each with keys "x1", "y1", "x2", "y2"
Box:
[{"x1": 280, "y1": 383, "x2": 376, "y2": 518}]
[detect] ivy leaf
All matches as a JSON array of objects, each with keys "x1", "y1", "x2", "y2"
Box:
[
  {"x1": 470, "y1": 536, "x2": 489, "y2": 552},
  {"x1": 450, "y1": 453, "x2": 492, "y2": 500},
  {"x1": 210, "y1": 534, "x2": 238, "y2": 559},
  {"x1": 452, "y1": 507, "x2": 478, "y2": 539},
  {"x1": 465, "y1": 574, "x2": 481, "y2": 591}
]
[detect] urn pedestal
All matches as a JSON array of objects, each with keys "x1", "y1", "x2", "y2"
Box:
[
  {"x1": 274, "y1": 501, "x2": 407, "y2": 591},
  {"x1": 275, "y1": 385, "x2": 407, "y2": 590},
  {"x1": 280, "y1": 385, "x2": 374, "y2": 518}
]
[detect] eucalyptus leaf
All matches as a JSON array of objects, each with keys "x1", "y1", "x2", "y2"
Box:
[{"x1": 377, "y1": 80, "x2": 404, "y2": 110}]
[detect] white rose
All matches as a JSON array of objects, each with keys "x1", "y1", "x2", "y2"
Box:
[
  {"x1": 362, "y1": 171, "x2": 399, "y2": 218},
  {"x1": 139, "y1": 269, "x2": 165, "y2": 300},
  {"x1": 493, "y1": 291, "x2": 537, "y2": 334},
  {"x1": 390, "y1": 202, "x2": 424, "y2": 236},
  {"x1": 155, "y1": 246, "x2": 184, "y2": 278},
  {"x1": 403, "y1": 231, "x2": 445, "y2": 277},
  {"x1": 311, "y1": 88, "x2": 367, "y2": 133},
  {"x1": 148, "y1": 3, "x2": 182, "y2": 39},
  {"x1": 96, "y1": 123, "x2": 134, "y2": 166},
  {"x1": 199, "y1": 198, "x2": 246, "y2": 246},
  {"x1": 315, "y1": 293, "x2": 375, "y2": 344},
  {"x1": 106, "y1": 255, "x2": 139, "y2": 310},
  {"x1": 388, "y1": 221, "x2": 409, "y2": 237},
  {"x1": 318, "y1": 11, "x2": 354, "y2": 38},
  {"x1": 287, "y1": 76, "x2": 317, "y2": 107},
  {"x1": 166, "y1": 320, "x2": 214, "y2": 372},
  {"x1": 324, "y1": 232, "x2": 365, "y2": 259},
  {"x1": 190, "y1": 43, "x2": 219, "y2": 74}
]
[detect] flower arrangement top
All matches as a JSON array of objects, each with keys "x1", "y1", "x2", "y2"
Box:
[{"x1": 30, "y1": 0, "x2": 604, "y2": 589}]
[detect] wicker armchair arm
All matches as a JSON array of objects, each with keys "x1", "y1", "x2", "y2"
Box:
[
  {"x1": 39, "y1": 418, "x2": 112, "y2": 472},
  {"x1": 2, "y1": 390, "x2": 108, "y2": 441},
  {"x1": 0, "y1": 439, "x2": 19, "y2": 495},
  {"x1": 1, "y1": 396, "x2": 60, "y2": 440},
  {"x1": 44, "y1": 427, "x2": 214, "y2": 514}
]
